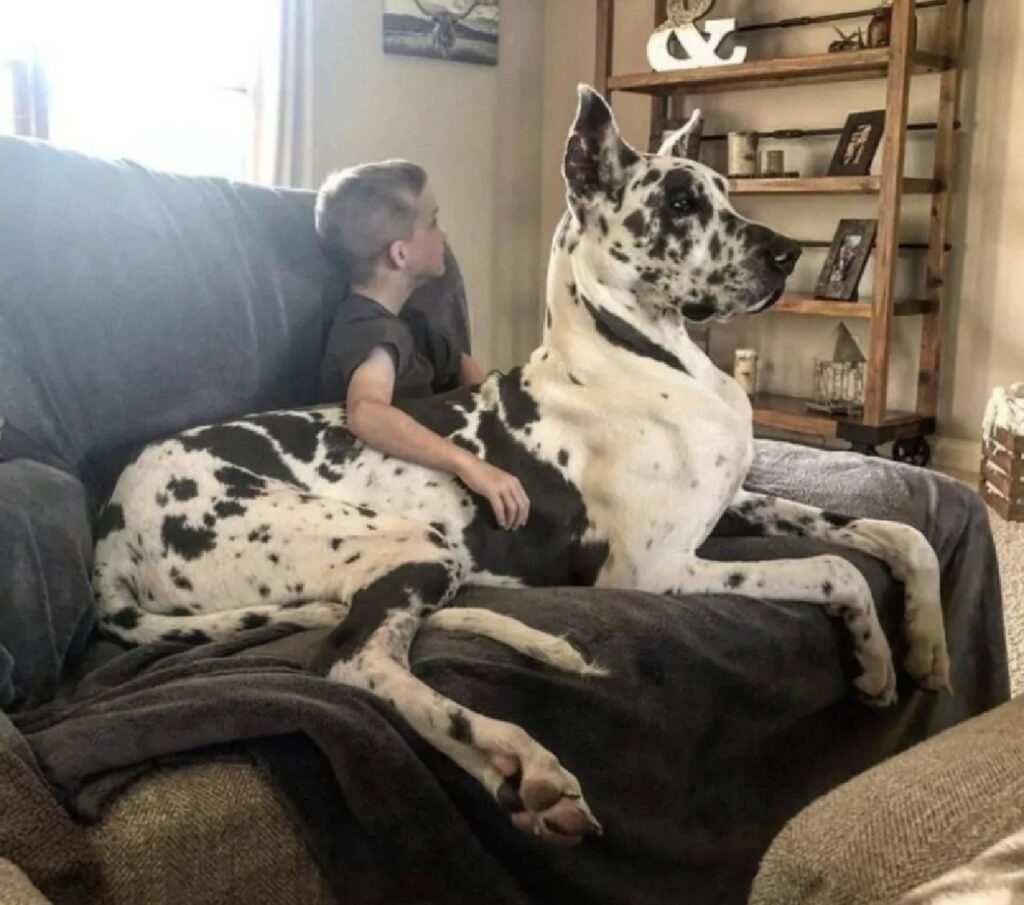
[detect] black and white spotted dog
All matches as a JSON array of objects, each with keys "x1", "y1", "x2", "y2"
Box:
[{"x1": 93, "y1": 87, "x2": 951, "y2": 845}]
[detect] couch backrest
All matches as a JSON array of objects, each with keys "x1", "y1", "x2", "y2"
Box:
[{"x1": 0, "y1": 138, "x2": 470, "y2": 501}]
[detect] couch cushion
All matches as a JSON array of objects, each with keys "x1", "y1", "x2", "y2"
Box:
[
  {"x1": 0, "y1": 136, "x2": 343, "y2": 499},
  {"x1": 86, "y1": 760, "x2": 334, "y2": 905},
  {"x1": 0, "y1": 460, "x2": 95, "y2": 711},
  {"x1": 749, "y1": 694, "x2": 1024, "y2": 905}
]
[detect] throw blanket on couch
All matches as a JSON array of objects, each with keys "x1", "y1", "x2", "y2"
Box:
[{"x1": 12, "y1": 442, "x2": 1010, "y2": 905}]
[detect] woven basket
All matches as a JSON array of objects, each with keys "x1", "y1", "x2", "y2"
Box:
[{"x1": 980, "y1": 426, "x2": 1024, "y2": 522}]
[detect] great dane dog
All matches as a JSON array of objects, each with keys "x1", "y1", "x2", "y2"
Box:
[{"x1": 93, "y1": 87, "x2": 951, "y2": 845}]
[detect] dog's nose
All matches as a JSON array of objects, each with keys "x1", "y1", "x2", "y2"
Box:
[{"x1": 765, "y1": 236, "x2": 801, "y2": 275}]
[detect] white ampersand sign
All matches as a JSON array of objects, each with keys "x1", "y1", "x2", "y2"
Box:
[{"x1": 647, "y1": 19, "x2": 748, "y2": 71}]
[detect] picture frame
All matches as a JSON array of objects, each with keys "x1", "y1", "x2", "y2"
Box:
[
  {"x1": 383, "y1": 1, "x2": 500, "y2": 67},
  {"x1": 827, "y1": 110, "x2": 886, "y2": 177},
  {"x1": 814, "y1": 219, "x2": 878, "y2": 301}
]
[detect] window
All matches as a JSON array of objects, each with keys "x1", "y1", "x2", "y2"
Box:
[
  {"x1": 0, "y1": 64, "x2": 14, "y2": 135},
  {"x1": 0, "y1": 0, "x2": 273, "y2": 179}
]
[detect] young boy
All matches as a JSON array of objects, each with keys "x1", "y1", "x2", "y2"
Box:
[{"x1": 315, "y1": 160, "x2": 529, "y2": 531}]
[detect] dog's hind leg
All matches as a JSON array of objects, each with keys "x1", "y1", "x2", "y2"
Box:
[
  {"x1": 315, "y1": 575, "x2": 603, "y2": 846},
  {"x1": 722, "y1": 490, "x2": 950, "y2": 694},
  {"x1": 641, "y1": 553, "x2": 897, "y2": 706},
  {"x1": 425, "y1": 608, "x2": 610, "y2": 677}
]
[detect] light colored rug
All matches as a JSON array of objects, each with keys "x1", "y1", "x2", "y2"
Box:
[{"x1": 988, "y1": 508, "x2": 1024, "y2": 697}]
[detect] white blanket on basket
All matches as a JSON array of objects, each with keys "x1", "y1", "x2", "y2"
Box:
[{"x1": 983, "y1": 383, "x2": 1024, "y2": 446}]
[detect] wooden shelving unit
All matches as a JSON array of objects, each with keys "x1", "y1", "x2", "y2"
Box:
[
  {"x1": 769, "y1": 294, "x2": 936, "y2": 319},
  {"x1": 727, "y1": 175, "x2": 938, "y2": 195},
  {"x1": 595, "y1": 0, "x2": 968, "y2": 460}
]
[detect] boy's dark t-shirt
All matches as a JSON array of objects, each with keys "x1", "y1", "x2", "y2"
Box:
[{"x1": 319, "y1": 293, "x2": 462, "y2": 402}]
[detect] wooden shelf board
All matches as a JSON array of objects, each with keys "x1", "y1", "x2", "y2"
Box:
[
  {"x1": 728, "y1": 176, "x2": 938, "y2": 195},
  {"x1": 607, "y1": 49, "x2": 950, "y2": 96},
  {"x1": 751, "y1": 393, "x2": 930, "y2": 442},
  {"x1": 768, "y1": 295, "x2": 937, "y2": 318}
]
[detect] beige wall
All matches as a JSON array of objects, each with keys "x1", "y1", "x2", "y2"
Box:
[
  {"x1": 311, "y1": 0, "x2": 545, "y2": 371},
  {"x1": 539, "y1": 0, "x2": 1024, "y2": 456}
]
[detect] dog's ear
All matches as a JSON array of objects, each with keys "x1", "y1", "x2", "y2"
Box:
[
  {"x1": 657, "y1": 108, "x2": 703, "y2": 159},
  {"x1": 563, "y1": 85, "x2": 640, "y2": 201}
]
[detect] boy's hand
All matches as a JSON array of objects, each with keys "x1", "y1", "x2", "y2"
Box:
[{"x1": 455, "y1": 457, "x2": 530, "y2": 530}]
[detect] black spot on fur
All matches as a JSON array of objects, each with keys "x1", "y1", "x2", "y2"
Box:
[
  {"x1": 161, "y1": 515, "x2": 216, "y2": 561},
  {"x1": 708, "y1": 233, "x2": 723, "y2": 261},
  {"x1": 330, "y1": 538, "x2": 344, "y2": 550},
  {"x1": 311, "y1": 561, "x2": 455, "y2": 670},
  {"x1": 609, "y1": 247, "x2": 631, "y2": 264},
  {"x1": 109, "y1": 606, "x2": 139, "y2": 629},
  {"x1": 623, "y1": 210, "x2": 646, "y2": 238},
  {"x1": 448, "y1": 710, "x2": 473, "y2": 743},
  {"x1": 822, "y1": 581, "x2": 834, "y2": 597},
  {"x1": 248, "y1": 412, "x2": 320, "y2": 463},
  {"x1": 498, "y1": 368, "x2": 541, "y2": 431},
  {"x1": 558, "y1": 449, "x2": 570, "y2": 467},
  {"x1": 163, "y1": 629, "x2": 211, "y2": 645},
  {"x1": 95, "y1": 503, "x2": 126, "y2": 542},
  {"x1": 167, "y1": 477, "x2": 198, "y2": 501},
  {"x1": 344, "y1": 553, "x2": 362, "y2": 565},
  {"x1": 641, "y1": 169, "x2": 660, "y2": 187},
  {"x1": 213, "y1": 499, "x2": 246, "y2": 519},
  {"x1": 181, "y1": 425, "x2": 303, "y2": 488},
  {"x1": 726, "y1": 572, "x2": 746, "y2": 589},
  {"x1": 155, "y1": 492, "x2": 169, "y2": 507},
  {"x1": 214, "y1": 466, "x2": 267, "y2": 500},
  {"x1": 241, "y1": 613, "x2": 270, "y2": 630},
  {"x1": 258, "y1": 585, "x2": 271, "y2": 598},
  {"x1": 169, "y1": 568, "x2": 193, "y2": 591},
  {"x1": 822, "y1": 511, "x2": 855, "y2": 529},
  {"x1": 168, "y1": 606, "x2": 192, "y2": 617}
]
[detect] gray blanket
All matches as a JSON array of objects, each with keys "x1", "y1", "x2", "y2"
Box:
[{"x1": 13, "y1": 441, "x2": 1009, "y2": 905}]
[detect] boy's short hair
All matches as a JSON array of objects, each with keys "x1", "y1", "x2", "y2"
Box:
[{"x1": 315, "y1": 160, "x2": 428, "y2": 284}]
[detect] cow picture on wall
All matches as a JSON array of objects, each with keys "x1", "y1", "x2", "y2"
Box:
[{"x1": 383, "y1": 0, "x2": 499, "y2": 66}]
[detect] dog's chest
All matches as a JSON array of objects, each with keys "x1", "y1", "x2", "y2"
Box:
[{"x1": 531, "y1": 373, "x2": 752, "y2": 555}]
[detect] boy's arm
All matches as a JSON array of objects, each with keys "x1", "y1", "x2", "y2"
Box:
[
  {"x1": 347, "y1": 348, "x2": 529, "y2": 529},
  {"x1": 458, "y1": 353, "x2": 486, "y2": 386}
]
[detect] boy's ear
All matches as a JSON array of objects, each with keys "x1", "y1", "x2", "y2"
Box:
[
  {"x1": 563, "y1": 85, "x2": 640, "y2": 203},
  {"x1": 386, "y1": 239, "x2": 407, "y2": 270}
]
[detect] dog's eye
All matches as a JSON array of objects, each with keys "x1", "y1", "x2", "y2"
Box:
[{"x1": 667, "y1": 194, "x2": 692, "y2": 215}]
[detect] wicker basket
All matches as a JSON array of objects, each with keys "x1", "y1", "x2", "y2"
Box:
[{"x1": 980, "y1": 426, "x2": 1024, "y2": 522}]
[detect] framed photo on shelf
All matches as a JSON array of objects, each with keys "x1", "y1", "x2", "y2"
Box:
[
  {"x1": 827, "y1": 110, "x2": 885, "y2": 176},
  {"x1": 814, "y1": 219, "x2": 878, "y2": 301}
]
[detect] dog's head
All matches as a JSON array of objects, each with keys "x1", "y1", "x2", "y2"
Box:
[{"x1": 561, "y1": 86, "x2": 801, "y2": 323}]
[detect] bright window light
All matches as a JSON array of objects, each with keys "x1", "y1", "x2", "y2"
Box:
[{"x1": 1, "y1": 0, "x2": 273, "y2": 179}]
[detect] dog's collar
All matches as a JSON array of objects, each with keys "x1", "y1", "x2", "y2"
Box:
[{"x1": 581, "y1": 297, "x2": 689, "y2": 375}]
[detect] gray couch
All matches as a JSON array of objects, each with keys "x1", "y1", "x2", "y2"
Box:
[{"x1": 0, "y1": 136, "x2": 1011, "y2": 905}]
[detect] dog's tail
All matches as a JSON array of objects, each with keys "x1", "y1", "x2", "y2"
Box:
[{"x1": 425, "y1": 608, "x2": 610, "y2": 678}]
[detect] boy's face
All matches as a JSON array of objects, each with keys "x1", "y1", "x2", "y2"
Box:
[{"x1": 398, "y1": 184, "x2": 446, "y2": 282}]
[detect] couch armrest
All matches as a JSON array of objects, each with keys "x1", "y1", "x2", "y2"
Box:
[
  {"x1": 0, "y1": 860, "x2": 54, "y2": 905},
  {"x1": 0, "y1": 460, "x2": 96, "y2": 711},
  {"x1": 749, "y1": 695, "x2": 1024, "y2": 905}
]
